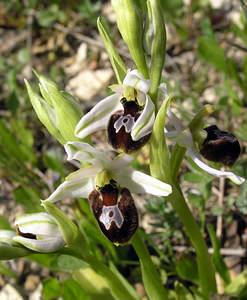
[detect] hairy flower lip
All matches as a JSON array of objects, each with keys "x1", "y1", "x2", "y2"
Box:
[
  {"x1": 89, "y1": 186, "x2": 138, "y2": 244},
  {"x1": 200, "y1": 125, "x2": 241, "y2": 166},
  {"x1": 74, "y1": 69, "x2": 155, "y2": 151},
  {"x1": 107, "y1": 100, "x2": 151, "y2": 153},
  {"x1": 165, "y1": 109, "x2": 245, "y2": 185}
]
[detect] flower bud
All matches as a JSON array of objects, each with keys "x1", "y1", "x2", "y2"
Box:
[
  {"x1": 200, "y1": 125, "x2": 241, "y2": 166},
  {"x1": 112, "y1": 0, "x2": 148, "y2": 77},
  {"x1": 25, "y1": 72, "x2": 82, "y2": 144},
  {"x1": 107, "y1": 99, "x2": 151, "y2": 153},
  {"x1": 13, "y1": 213, "x2": 65, "y2": 253},
  {"x1": 89, "y1": 180, "x2": 138, "y2": 244}
]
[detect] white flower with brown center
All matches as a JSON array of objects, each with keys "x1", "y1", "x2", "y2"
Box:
[
  {"x1": 44, "y1": 142, "x2": 172, "y2": 243},
  {"x1": 75, "y1": 69, "x2": 155, "y2": 153}
]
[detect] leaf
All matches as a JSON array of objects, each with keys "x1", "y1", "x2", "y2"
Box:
[
  {"x1": 225, "y1": 269, "x2": 247, "y2": 299},
  {"x1": 63, "y1": 278, "x2": 92, "y2": 300},
  {"x1": 176, "y1": 255, "x2": 199, "y2": 285},
  {"x1": 197, "y1": 36, "x2": 227, "y2": 73},
  {"x1": 0, "y1": 217, "x2": 11, "y2": 230},
  {"x1": 174, "y1": 282, "x2": 195, "y2": 300},
  {"x1": 150, "y1": 95, "x2": 172, "y2": 182},
  {"x1": 132, "y1": 230, "x2": 168, "y2": 300},
  {"x1": 56, "y1": 255, "x2": 87, "y2": 272},
  {"x1": 109, "y1": 262, "x2": 139, "y2": 300},
  {"x1": 13, "y1": 187, "x2": 42, "y2": 212},
  {"x1": 42, "y1": 278, "x2": 61, "y2": 300},
  {"x1": 97, "y1": 17, "x2": 126, "y2": 83},
  {"x1": 207, "y1": 225, "x2": 231, "y2": 285}
]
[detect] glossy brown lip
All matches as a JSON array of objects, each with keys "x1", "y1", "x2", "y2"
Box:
[
  {"x1": 200, "y1": 125, "x2": 241, "y2": 166},
  {"x1": 89, "y1": 184, "x2": 138, "y2": 244},
  {"x1": 107, "y1": 100, "x2": 151, "y2": 153}
]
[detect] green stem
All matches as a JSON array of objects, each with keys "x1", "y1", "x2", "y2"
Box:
[
  {"x1": 132, "y1": 231, "x2": 168, "y2": 300},
  {"x1": 167, "y1": 187, "x2": 216, "y2": 298},
  {"x1": 86, "y1": 255, "x2": 138, "y2": 300},
  {"x1": 149, "y1": 99, "x2": 216, "y2": 297}
]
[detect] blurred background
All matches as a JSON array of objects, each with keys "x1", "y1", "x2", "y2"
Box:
[{"x1": 0, "y1": 0, "x2": 247, "y2": 299}]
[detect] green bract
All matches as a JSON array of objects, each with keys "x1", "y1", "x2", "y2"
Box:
[
  {"x1": 25, "y1": 73, "x2": 82, "y2": 144},
  {"x1": 111, "y1": 0, "x2": 148, "y2": 77}
]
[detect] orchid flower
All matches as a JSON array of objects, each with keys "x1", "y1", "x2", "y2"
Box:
[
  {"x1": 13, "y1": 212, "x2": 65, "y2": 253},
  {"x1": 75, "y1": 69, "x2": 155, "y2": 153},
  {"x1": 44, "y1": 142, "x2": 172, "y2": 243},
  {"x1": 166, "y1": 109, "x2": 245, "y2": 185}
]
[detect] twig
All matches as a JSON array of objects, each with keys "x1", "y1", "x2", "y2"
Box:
[
  {"x1": 216, "y1": 170, "x2": 225, "y2": 238},
  {"x1": 0, "y1": 31, "x2": 28, "y2": 54},
  {"x1": 26, "y1": 8, "x2": 34, "y2": 78},
  {"x1": 173, "y1": 246, "x2": 247, "y2": 257},
  {"x1": 225, "y1": 40, "x2": 247, "y2": 53},
  {"x1": 53, "y1": 23, "x2": 132, "y2": 60}
]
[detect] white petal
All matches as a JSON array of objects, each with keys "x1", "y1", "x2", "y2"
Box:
[
  {"x1": 111, "y1": 154, "x2": 133, "y2": 171},
  {"x1": 187, "y1": 148, "x2": 245, "y2": 185},
  {"x1": 123, "y1": 69, "x2": 150, "y2": 94},
  {"x1": 13, "y1": 236, "x2": 65, "y2": 253},
  {"x1": 0, "y1": 230, "x2": 15, "y2": 245},
  {"x1": 75, "y1": 94, "x2": 121, "y2": 139},
  {"x1": 131, "y1": 95, "x2": 155, "y2": 141},
  {"x1": 158, "y1": 83, "x2": 168, "y2": 100},
  {"x1": 15, "y1": 213, "x2": 61, "y2": 237},
  {"x1": 114, "y1": 168, "x2": 172, "y2": 196},
  {"x1": 65, "y1": 142, "x2": 110, "y2": 167},
  {"x1": 44, "y1": 167, "x2": 97, "y2": 203},
  {"x1": 167, "y1": 109, "x2": 183, "y2": 131}
]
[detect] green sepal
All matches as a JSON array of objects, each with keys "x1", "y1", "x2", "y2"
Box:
[
  {"x1": 112, "y1": 0, "x2": 148, "y2": 78},
  {"x1": 147, "y1": 0, "x2": 166, "y2": 101},
  {"x1": 25, "y1": 79, "x2": 65, "y2": 144},
  {"x1": 150, "y1": 94, "x2": 173, "y2": 181},
  {"x1": 42, "y1": 202, "x2": 79, "y2": 247},
  {"x1": 36, "y1": 73, "x2": 82, "y2": 142},
  {"x1": 97, "y1": 17, "x2": 126, "y2": 83}
]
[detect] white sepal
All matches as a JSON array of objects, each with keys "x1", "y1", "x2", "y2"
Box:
[
  {"x1": 114, "y1": 168, "x2": 172, "y2": 197},
  {"x1": 65, "y1": 141, "x2": 110, "y2": 167},
  {"x1": 123, "y1": 70, "x2": 150, "y2": 95},
  {"x1": 0, "y1": 230, "x2": 16, "y2": 246},
  {"x1": 75, "y1": 94, "x2": 120, "y2": 139},
  {"x1": 13, "y1": 236, "x2": 65, "y2": 253},
  {"x1": 187, "y1": 148, "x2": 245, "y2": 185},
  {"x1": 131, "y1": 95, "x2": 155, "y2": 141},
  {"x1": 44, "y1": 167, "x2": 97, "y2": 203}
]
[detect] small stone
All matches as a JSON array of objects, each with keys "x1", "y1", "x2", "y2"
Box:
[{"x1": 24, "y1": 275, "x2": 40, "y2": 292}]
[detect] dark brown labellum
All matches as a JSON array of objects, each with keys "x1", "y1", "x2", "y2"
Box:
[
  {"x1": 200, "y1": 125, "x2": 241, "y2": 166},
  {"x1": 107, "y1": 100, "x2": 151, "y2": 153},
  {"x1": 16, "y1": 226, "x2": 37, "y2": 240},
  {"x1": 88, "y1": 183, "x2": 138, "y2": 244}
]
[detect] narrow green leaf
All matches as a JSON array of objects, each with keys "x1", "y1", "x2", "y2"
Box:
[
  {"x1": 97, "y1": 17, "x2": 126, "y2": 83},
  {"x1": 148, "y1": 0, "x2": 166, "y2": 100},
  {"x1": 150, "y1": 95, "x2": 172, "y2": 181},
  {"x1": 132, "y1": 230, "x2": 168, "y2": 300},
  {"x1": 208, "y1": 225, "x2": 231, "y2": 285}
]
